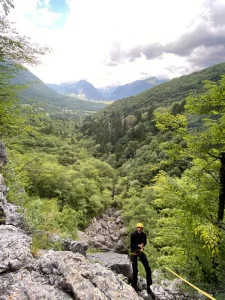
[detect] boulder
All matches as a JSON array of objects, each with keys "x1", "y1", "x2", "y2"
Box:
[
  {"x1": 87, "y1": 251, "x2": 133, "y2": 280},
  {"x1": 0, "y1": 174, "x2": 24, "y2": 228},
  {"x1": 4, "y1": 203, "x2": 24, "y2": 228},
  {"x1": 63, "y1": 239, "x2": 88, "y2": 256},
  {"x1": 0, "y1": 225, "x2": 33, "y2": 273}
]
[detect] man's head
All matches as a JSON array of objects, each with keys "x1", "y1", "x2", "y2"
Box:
[{"x1": 136, "y1": 223, "x2": 144, "y2": 233}]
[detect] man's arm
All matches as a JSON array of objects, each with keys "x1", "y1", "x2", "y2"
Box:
[{"x1": 142, "y1": 233, "x2": 147, "y2": 247}]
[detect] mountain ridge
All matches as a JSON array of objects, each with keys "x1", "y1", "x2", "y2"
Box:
[
  {"x1": 10, "y1": 69, "x2": 106, "y2": 114},
  {"x1": 47, "y1": 80, "x2": 105, "y2": 101},
  {"x1": 47, "y1": 76, "x2": 168, "y2": 101},
  {"x1": 109, "y1": 76, "x2": 168, "y2": 100}
]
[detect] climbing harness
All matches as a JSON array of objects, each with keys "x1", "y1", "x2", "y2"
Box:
[
  {"x1": 164, "y1": 267, "x2": 216, "y2": 300},
  {"x1": 129, "y1": 248, "x2": 149, "y2": 257}
]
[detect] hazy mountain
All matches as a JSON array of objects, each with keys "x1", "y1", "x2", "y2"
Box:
[
  {"x1": 47, "y1": 80, "x2": 105, "y2": 101},
  {"x1": 10, "y1": 68, "x2": 106, "y2": 113},
  {"x1": 109, "y1": 76, "x2": 168, "y2": 100},
  {"x1": 97, "y1": 86, "x2": 118, "y2": 100}
]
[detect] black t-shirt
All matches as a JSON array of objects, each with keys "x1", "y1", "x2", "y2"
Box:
[{"x1": 130, "y1": 230, "x2": 147, "y2": 251}]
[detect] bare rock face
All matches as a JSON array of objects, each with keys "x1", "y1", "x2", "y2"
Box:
[
  {"x1": 0, "y1": 269, "x2": 72, "y2": 300},
  {"x1": 34, "y1": 251, "x2": 142, "y2": 300},
  {"x1": 84, "y1": 207, "x2": 128, "y2": 253},
  {"x1": 0, "y1": 142, "x2": 23, "y2": 229},
  {"x1": 0, "y1": 225, "x2": 33, "y2": 273},
  {"x1": 0, "y1": 174, "x2": 24, "y2": 228}
]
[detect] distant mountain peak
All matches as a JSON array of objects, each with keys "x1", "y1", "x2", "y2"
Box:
[
  {"x1": 47, "y1": 80, "x2": 105, "y2": 101},
  {"x1": 9, "y1": 67, "x2": 106, "y2": 113},
  {"x1": 109, "y1": 76, "x2": 168, "y2": 100}
]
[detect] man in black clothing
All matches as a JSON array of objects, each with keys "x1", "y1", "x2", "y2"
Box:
[{"x1": 130, "y1": 223, "x2": 155, "y2": 298}]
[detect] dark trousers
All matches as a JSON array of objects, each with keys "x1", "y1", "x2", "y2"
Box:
[{"x1": 131, "y1": 253, "x2": 152, "y2": 288}]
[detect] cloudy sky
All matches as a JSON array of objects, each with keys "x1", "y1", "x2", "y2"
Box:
[{"x1": 8, "y1": 0, "x2": 225, "y2": 87}]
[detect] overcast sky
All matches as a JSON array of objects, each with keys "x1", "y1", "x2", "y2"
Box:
[{"x1": 8, "y1": 0, "x2": 225, "y2": 87}]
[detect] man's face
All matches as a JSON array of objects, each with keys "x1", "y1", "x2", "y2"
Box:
[{"x1": 136, "y1": 227, "x2": 143, "y2": 233}]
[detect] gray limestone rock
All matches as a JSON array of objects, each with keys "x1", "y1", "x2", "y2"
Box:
[
  {"x1": 35, "y1": 250, "x2": 142, "y2": 300},
  {"x1": 77, "y1": 230, "x2": 90, "y2": 244},
  {"x1": 87, "y1": 251, "x2": 133, "y2": 280},
  {"x1": 4, "y1": 203, "x2": 24, "y2": 228},
  {"x1": 63, "y1": 239, "x2": 88, "y2": 256},
  {"x1": 0, "y1": 174, "x2": 24, "y2": 228},
  {"x1": 84, "y1": 208, "x2": 128, "y2": 253},
  {"x1": 0, "y1": 269, "x2": 73, "y2": 300},
  {"x1": 0, "y1": 225, "x2": 33, "y2": 273}
]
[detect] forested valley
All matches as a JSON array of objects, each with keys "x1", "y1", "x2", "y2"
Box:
[{"x1": 1, "y1": 1, "x2": 225, "y2": 298}]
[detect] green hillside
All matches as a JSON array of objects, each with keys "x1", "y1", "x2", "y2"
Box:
[
  {"x1": 99, "y1": 62, "x2": 225, "y2": 116},
  {"x1": 11, "y1": 68, "x2": 106, "y2": 114},
  {"x1": 81, "y1": 62, "x2": 225, "y2": 158}
]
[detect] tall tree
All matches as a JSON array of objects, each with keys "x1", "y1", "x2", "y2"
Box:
[
  {"x1": 0, "y1": 0, "x2": 48, "y2": 137},
  {"x1": 155, "y1": 75, "x2": 225, "y2": 223}
]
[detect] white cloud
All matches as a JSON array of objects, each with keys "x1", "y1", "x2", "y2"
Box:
[
  {"x1": 7, "y1": 0, "x2": 224, "y2": 87},
  {"x1": 9, "y1": 0, "x2": 61, "y2": 29}
]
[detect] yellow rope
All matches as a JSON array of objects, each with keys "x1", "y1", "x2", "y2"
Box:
[
  {"x1": 129, "y1": 249, "x2": 215, "y2": 299},
  {"x1": 164, "y1": 267, "x2": 216, "y2": 300},
  {"x1": 129, "y1": 249, "x2": 149, "y2": 256}
]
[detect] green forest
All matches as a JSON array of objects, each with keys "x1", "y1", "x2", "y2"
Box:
[{"x1": 1, "y1": 1, "x2": 225, "y2": 299}]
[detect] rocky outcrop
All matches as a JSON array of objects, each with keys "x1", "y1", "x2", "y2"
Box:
[
  {"x1": 84, "y1": 207, "x2": 127, "y2": 253},
  {"x1": 35, "y1": 251, "x2": 142, "y2": 300},
  {"x1": 0, "y1": 268, "x2": 73, "y2": 300},
  {"x1": 0, "y1": 174, "x2": 24, "y2": 228},
  {"x1": 0, "y1": 249, "x2": 142, "y2": 299},
  {"x1": 0, "y1": 225, "x2": 33, "y2": 273},
  {"x1": 0, "y1": 142, "x2": 21, "y2": 229}
]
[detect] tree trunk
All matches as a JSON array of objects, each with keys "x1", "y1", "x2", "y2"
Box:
[{"x1": 218, "y1": 152, "x2": 225, "y2": 221}]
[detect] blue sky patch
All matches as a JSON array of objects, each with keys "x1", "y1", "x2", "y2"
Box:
[
  {"x1": 49, "y1": 0, "x2": 70, "y2": 14},
  {"x1": 36, "y1": 0, "x2": 70, "y2": 29}
]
